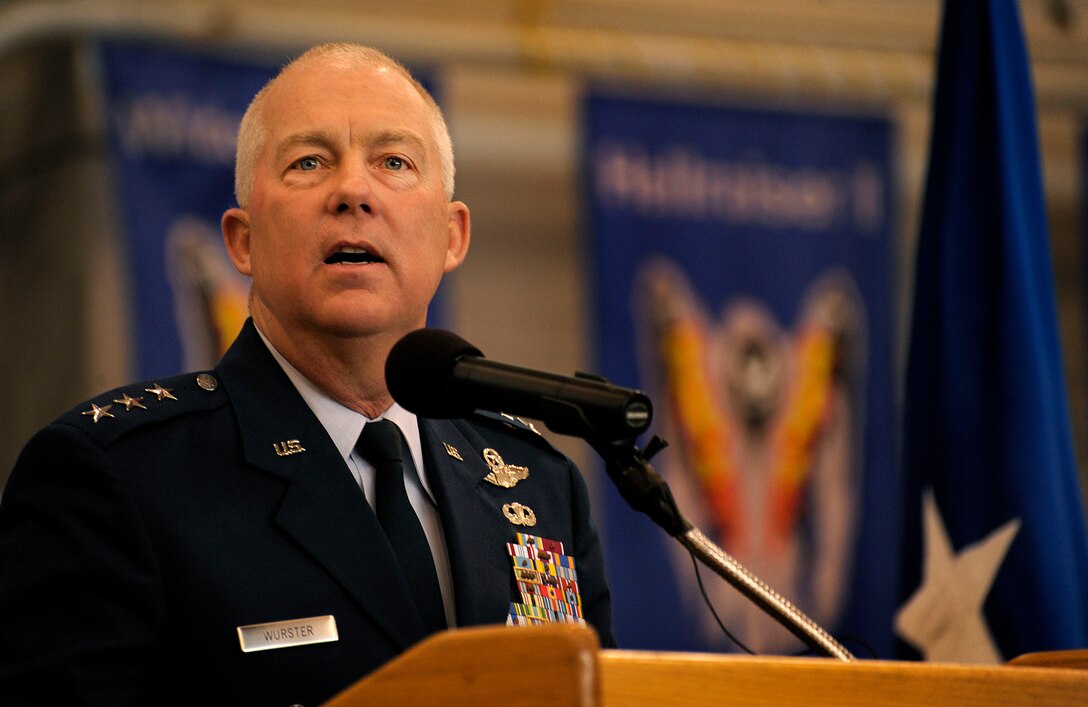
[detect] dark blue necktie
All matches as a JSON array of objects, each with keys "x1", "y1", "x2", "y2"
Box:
[{"x1": 355, "y1": 420, "x2": 447, "y2": 635}]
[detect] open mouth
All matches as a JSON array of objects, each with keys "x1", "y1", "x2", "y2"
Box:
[{"x1": 324, "y1": 247, "x2": 384, "y2": 265}]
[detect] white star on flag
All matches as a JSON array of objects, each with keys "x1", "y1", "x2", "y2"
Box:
[{"x1": 895, "y1": 488, "x2": 1020, "y2": 663}]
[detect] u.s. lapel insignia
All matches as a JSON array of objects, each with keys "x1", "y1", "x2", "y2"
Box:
[
  {"x1": 503, "y1": 502, "x2": 537, "y2": 527},
  {"x1": 443, "y1": 442, "x2": 463, "y2": 461},
  {"x1": 273, "y1": 439, "x2": 306, "y2": 457},
  {"x1": 483, "y1": 448, "x2": 529, "y2": 488}
]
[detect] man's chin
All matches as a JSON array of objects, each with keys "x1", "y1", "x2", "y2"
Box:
[
  {"x1": 251, "y1": 297, "x2": 427, "y2": 345},
  {"x1": 324, "y1": 312, "x2": 427, "y2": 343}
]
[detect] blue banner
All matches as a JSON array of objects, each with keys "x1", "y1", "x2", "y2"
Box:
[
  {"x1": 99, "y1": 40, "x2": 278, "y2": 378},
  {"x1": 585, "y1": 94, "x2": 897, "y2": 656},
  {"x1": 899, "y1": 0, "x2": 1088, "y2": 662},
  {"x1": 99, "y1": 41, "x2": 446, "y2": 378}
]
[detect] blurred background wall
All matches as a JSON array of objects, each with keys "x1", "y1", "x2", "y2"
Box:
[{"x1": 1, "y1": 0, "x2": 1086, "y2": 509}]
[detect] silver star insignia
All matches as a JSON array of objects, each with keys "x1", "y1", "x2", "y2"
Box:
[
  {"x1": 81, "y1": 403, "x2": 115, "y2": 423},
  {"x1": 145, "y1": 383, "x2": 177, "y2": 402},
  {"x1": 113, "y1": 393, "x2": 147, "y2": 411}
]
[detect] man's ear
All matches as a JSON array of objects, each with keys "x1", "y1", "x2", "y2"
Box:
[
  {"x1": 443, "y1": 201, "x2": 471, "y2": 273},
  {"x1": 222, "y1": 207, "x2": 253, "y2": 276}
]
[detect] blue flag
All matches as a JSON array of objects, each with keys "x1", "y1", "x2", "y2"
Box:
[{"x1": 898, "y1": 0, "x2": 1088, "y2": 662}]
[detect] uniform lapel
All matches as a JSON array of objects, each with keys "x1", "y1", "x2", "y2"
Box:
[
  {"x1": 419, "y1": 418, "x2": 513, "y2": 627},
  {"x1": 216, "y1": 321, "x2": 427, "y2": 650}
]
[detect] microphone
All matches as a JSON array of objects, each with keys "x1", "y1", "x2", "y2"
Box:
[{"x1": 386, "y1": 329, "x2": 653, "y2": 441}]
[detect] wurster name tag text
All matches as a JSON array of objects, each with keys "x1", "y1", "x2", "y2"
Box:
[{"x1": 237, "y1": 615, "x2": 338, "y2": 653}]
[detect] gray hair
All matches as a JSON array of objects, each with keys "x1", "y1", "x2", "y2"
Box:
[{"x1": 233, "y1": 43, "x2": 455, "y2": 207}]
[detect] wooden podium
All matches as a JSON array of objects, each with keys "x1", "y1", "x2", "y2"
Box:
[{"x1": 323, "y1": 624, "x2": 1088, "y2": 706}]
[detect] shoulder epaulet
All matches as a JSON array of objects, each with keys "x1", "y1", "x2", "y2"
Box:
[
  {"x1": 466, "y1": 409, "x2": 572, "y2": 457},
  {"x1": 470, "y1": 410, "x2": 546, "y2": 436},
  {"x1": 56, "y1": 371, "x2": 227, "y2": 446}
]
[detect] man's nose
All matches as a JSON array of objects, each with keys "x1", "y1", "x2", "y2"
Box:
[
  {"x1": 327, "y1": 160, "x2": 374, "y2": 215},
  {"x1": 334, "y1": 201, "x2": 372, "y2": 214}
]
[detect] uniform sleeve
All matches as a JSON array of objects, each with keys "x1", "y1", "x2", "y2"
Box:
[
  {"x1": 566, "y1": 458, "x2": 616, "y2": 648},
  {"x1": 0, "y1": 423, "x2": 163, "y2": 706}
]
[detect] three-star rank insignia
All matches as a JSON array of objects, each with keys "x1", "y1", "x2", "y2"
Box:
[
  {"x1": 483, "y1": 448, "x2": 529, "y2": 488},
  {"x1": 80, "y1": 376, "x2": 213, "y2": 426}
]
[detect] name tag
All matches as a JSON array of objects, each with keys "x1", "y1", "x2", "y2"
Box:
[{"x1": 237, "y1": 615, "x2": 338, "y2": 653}]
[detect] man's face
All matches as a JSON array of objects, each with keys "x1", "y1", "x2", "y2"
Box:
[{"x1": 223, "y1": 58, "x2": 469, "y2": 344}]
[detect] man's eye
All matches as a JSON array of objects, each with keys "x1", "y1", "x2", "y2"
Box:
[
  {"x1": 295, "y1": 156, "x2": 320, "y2": 171},
  {"x1": 384, "y1": 156, "x2": 405, "y2": 170}
]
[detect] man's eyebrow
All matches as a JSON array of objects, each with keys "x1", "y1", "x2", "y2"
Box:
[
  {"x1": 368, "y1": 130, "x2": 428, "y2": 156},
  {"x1": 273, "y1": 129, "x2": 430, "y2": 163},
  {"x1": 274, "y1": 131, "x2": 336, "y2": 163}
]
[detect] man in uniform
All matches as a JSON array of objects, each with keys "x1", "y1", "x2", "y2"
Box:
[{"x1": 0, "y1": 43, "x2": 613, "y2": 706}]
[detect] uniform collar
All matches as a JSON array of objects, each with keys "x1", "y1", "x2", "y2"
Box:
[{"x1": 253, "y1": 324, "x2": 430, "y2": 493}]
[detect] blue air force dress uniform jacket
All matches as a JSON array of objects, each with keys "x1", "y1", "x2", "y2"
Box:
[{"x1": 0, "y1": 320, "x2": 614, "y2": 706}]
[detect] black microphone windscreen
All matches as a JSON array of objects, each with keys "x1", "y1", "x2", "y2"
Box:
[{"x1": 386, "y1": 328, "x2": 483, "y2": 418}]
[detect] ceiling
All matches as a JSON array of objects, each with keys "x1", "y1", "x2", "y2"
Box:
[{"x1": 2, "y1": 0, "x2": 1087, "y2": 108}]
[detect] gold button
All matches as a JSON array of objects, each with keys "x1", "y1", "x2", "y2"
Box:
[{"x1": 196, "y1": 373, "x2": 218, "y2": 392}]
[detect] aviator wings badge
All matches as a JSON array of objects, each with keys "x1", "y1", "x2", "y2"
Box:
[{"x1": 483, "y1": 448, "x2": 529, "y2": 489}]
